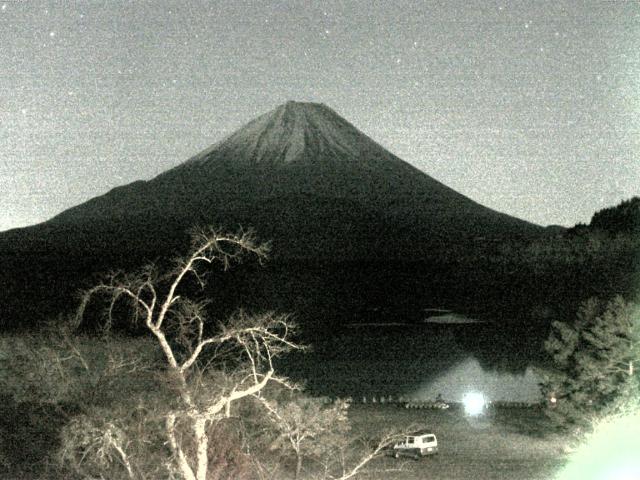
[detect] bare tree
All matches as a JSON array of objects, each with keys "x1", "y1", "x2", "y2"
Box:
[
  {"x1": 255, "y1": 392, "x2": 418, "y2": 480},
  {"x1": 320, "y1": 429, "x2": 414, "y2": 480},
  {"x1": 74, "y1": 228, "x2": 302, "y2": 480},
  {"x1": 257, "y1": 395, "x2": 350, "y2": 480},
  {"x1": 0, "y1": 322, "x2": 164, "y2": 479}
]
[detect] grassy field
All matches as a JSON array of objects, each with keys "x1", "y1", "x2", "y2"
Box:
[
  {"x1": 343, "y1": 403, "x2": 568, "y2": 480},
  {"x1": 0, "y1": 398, "x2": 570, "y2": 480}
]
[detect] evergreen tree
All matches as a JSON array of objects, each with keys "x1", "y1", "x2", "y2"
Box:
[
  {"x1": 590, "y1": 196, "x2": 640, "y2": 235},
  {"x1": 539, "y1": 296, "x2": 639, "y2": 428}
]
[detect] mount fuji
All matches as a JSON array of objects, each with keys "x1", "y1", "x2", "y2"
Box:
[{"x1": 0, "y1": 101, "x2": 543, "y2": 328}]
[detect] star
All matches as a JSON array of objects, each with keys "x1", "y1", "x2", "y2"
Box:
[
  {"x1": 49, "y1": 31, "x2": 56, "y2": 37},
  {"x1": 1, "y1": 4, "x2": 6, "y2": 11}
]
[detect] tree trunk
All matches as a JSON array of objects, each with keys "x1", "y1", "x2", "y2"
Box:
[
  {"x1": 295, "y1": 452, "x2": 302, "y2": 480},
  {"x1": 166, "y1": 414, "x2": 197, "y2": 480},
  {"x1": 112, "y1": 443, "x2": 136, "y2": 480},
  {"x1": 194, "y1": 417, "x2": 209, "y2": 480}
]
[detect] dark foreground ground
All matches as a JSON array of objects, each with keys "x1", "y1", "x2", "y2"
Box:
[{"x1": 342, "y1": 404, "x2": 568, "y2": 480}]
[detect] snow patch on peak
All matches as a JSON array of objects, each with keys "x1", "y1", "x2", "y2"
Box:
[
  {"x1": 268, "y1": 101, "x2": 379, "y2": 161},
  {"x1": 185, "y1": 101, "x2": 386, "y2": 169}
]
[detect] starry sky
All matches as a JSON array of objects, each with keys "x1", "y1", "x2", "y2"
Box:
[{"x1": 1, "y1": 0, "x2": 638, "y2": 231}]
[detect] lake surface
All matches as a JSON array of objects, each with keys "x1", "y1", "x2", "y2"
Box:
[{"x1": 281, "y1": 322, "x2": 545, "y2": 403}]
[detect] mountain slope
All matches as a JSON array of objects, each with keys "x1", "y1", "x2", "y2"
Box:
[
  {"x1": 0, "y1": 101, "x2": 544, "y2": 329},
  {"x1": 23, "y1": 101, "x2": 540, "y2": 257}
]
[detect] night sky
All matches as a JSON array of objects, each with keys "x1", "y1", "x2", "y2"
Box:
[{"x1": 1, "y1": 0, "x2": 638, "y2": 231}]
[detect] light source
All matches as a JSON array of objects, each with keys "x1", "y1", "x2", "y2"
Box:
[{"x1": 462, "y1": 392, "x2": 486, "y2": 416}]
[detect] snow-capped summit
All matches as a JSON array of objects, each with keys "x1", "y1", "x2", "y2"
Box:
[
  {"x1": 188, "y1": 101, "x2": 372, "y2": 167},
  {"x1": 154, "y1": 101, "x2": 479, "y2": 212}
]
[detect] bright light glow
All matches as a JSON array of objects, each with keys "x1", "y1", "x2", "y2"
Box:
[
  {"x1": 555, "y1": 410, "x2": 640, "y2": 480},
  {"x1": 462, "y1": 392, "x2": 486, "y2": 416}
]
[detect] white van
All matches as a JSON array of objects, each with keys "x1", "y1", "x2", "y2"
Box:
[{"x1": 392, "y1": 430, "x2": 438, "y2": 458}]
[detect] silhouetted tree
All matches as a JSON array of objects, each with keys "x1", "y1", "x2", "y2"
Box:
[
  {"x1": 539, "y1": 296, "x2": 639, "y2": 428},
  {"x1": 590, "y1": 196, "x2": 640, "y2": 235}
]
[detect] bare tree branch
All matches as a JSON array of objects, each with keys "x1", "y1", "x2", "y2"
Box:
[{"x1": 72, "y1": 228, "x2": 297, "y2": 480}]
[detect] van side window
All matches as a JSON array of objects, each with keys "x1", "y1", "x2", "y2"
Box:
[
  {"x1": 425, "y1": 435, "x2": 435, "y2": 442},
  {"x1": 408, "y1": 437, "x2": 414, "y2": 444}
]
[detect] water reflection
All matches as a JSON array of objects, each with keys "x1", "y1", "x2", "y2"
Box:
[{"x1": 282, "y1": 321, "x2": 545, "y2": 400}]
